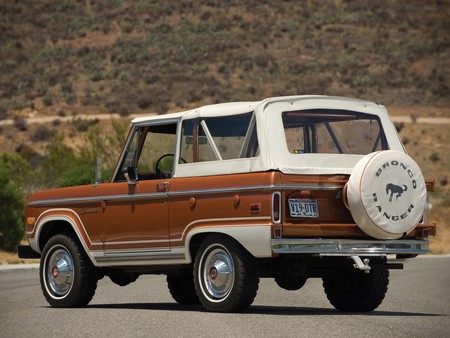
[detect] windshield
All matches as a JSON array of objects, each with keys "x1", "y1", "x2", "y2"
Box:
[{"x1": 282, "y1": 110, "x2": 388, "y2": 155}]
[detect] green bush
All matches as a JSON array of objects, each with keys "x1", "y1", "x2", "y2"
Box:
[
  {"x1": 56, "y1": 163, "x2": 96, "y2": 187},
  {"x1": 0, "y1": 153, "x2": 35, "y2": 195},
  {"x1": 39, "y1": 132, "x2": 76, "y2": 187},
  {"x1": 0, "y1": 166, "x2": 24, "y2": 251}
]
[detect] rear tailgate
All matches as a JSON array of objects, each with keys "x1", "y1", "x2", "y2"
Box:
[{"x1": 280, "y1": 174, "x2": 367, "y2": 238}]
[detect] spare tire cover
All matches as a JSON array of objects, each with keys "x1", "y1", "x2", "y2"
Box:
[{"x1": 347, "y1": 150, "x2": 426, "y2": 239}]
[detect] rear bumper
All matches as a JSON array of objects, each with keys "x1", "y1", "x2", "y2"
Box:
[
  {"x1": 17, "y1": 245, "x2": 41, "y2": 259},
  {"x1": 271, "y1": 238, "x2": 429, "y2": 256}
]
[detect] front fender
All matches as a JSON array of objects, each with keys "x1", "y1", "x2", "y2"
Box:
[{"x1": 29, "y1": 208, "x2": 100, "y2": 266}]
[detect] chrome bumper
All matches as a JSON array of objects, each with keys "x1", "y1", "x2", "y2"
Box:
[{"x1": 270, "y1": 238, "x2": 429, "y2": 256}]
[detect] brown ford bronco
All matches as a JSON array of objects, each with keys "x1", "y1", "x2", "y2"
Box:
[{"x1": 18, "y1": 95, "x2": 436, "y2": 312}]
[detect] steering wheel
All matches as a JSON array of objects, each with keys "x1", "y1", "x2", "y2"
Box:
[{"x1": 155, "y1": 154, "x2": 186, "y2": 179}]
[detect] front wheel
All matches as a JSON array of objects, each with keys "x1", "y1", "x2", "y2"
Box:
[
  {"x1": 40, "y1": 234, "x2": 98, "y2": 307},
  {"x1": 323, "y1": 268, "x2": 389, "y2": 312},
  {"x1": 194, "y1": 235, "x2": 259, "y2": 313}
]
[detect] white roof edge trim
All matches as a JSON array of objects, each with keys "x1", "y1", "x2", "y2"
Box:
[
  {"x1": 278, "y1": 167, "x2": 354, "y2": 175},
  {"x1": 131, "y1": 112, "x2": 184, "y2": 124},
  {"x1": 130, "y1": 95, "x2": 385, "y2": 124},
  {"x1": 182, "y1": 102, "x2": 258, "y2": 120}
]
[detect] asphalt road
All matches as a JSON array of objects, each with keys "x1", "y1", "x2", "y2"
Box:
[{"x1": 1, "y1": 256, "x2": 449, "y2": 338}]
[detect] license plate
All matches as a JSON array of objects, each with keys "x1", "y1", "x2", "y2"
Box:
[{"x1": 288, "y1": 199, "x2": 319, "y2": 218}]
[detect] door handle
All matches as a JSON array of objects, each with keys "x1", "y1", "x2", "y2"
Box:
[{"x1": 157, "y1": 181, "x2": 169, "y2": 191}]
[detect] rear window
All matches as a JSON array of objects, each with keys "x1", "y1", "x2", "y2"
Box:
[{"x1": 282, "y1": 110, "x2": 388, "y2": 155}]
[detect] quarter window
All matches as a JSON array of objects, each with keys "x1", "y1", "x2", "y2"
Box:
[{"x1": 180, "y1": 112, "x2": 259, "y2": 163}]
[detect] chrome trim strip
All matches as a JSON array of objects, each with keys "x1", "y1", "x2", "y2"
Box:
[
  {"x1": 27, "y1": 184, "x2": 344, "y2": 207},
  {"x1": 103, "y1": 239, "x2": 170, "y2": 246},
  {"x1": 94, "y1": 249, "x2": 185, "y2": 263},
  {"x1": 271, "y1": 238, "x2": 429, "y2": 255},
  {"x1": 28, "y1": 196, "x2": 102, "y2": 207},
  {"x1": 27, "y1": 192, "x2": 167, "y2": 207},
  {"x1": 103, "y1": 193, "x2": 167, "y2": 202},
  {"x1": 168, "y1": 184, "x2": 343, "y2": 197}
]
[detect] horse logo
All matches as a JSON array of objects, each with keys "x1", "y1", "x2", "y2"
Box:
[{"x1": 386, "y1": 183, "x2": 408, "y2": 202}]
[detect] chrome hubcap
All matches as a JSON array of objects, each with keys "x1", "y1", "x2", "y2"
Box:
[
  {"x1": 46, "y1": 248, "x2": 74, "y2": 297},
  {"x1": 201, "y1": 246, "x2": 234, "y2": 301}
]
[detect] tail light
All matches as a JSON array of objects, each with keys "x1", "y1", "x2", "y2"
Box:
[{"x1": 272, "y1": 192, "x2": 281, "y2": 224}]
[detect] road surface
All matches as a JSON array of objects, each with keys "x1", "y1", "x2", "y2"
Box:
[{"x1": 1, "y1": 256, "x2": 449, "y2": 337}]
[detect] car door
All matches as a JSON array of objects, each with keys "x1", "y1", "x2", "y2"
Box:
[{"x1": 99, "y1": 120, "x2": 179, "y2": 265}]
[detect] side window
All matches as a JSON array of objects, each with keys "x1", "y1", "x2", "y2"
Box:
[
  {"x1": 180, "y1": 112, "x2": 258, "y2": 163},
  {"x1": 115, "y1": 123, "x2": 177, "y2": 182}
]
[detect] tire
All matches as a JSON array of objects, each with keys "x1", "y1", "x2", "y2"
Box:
[
  {"x1": 323, "y1": 268, "x2": 389, "y2": 312},
  {"x1": 40, "y1": 234, "x2": 98, "y2": 307},
  {"x1": 347, "y1": 150, "x2": 426, "y2": 239},
  {"x1": 194, "y1": 235, "x2": 259, "y2": 313},
  {"x1": 167, "y1": 268, "x2": 200, "y2": 305},
  {"x1": 274, "y1": 274, "x2": 307, "y2": 291},
  {"x1": 109, "y1": 273, "x2": 139, "y2": 286}
]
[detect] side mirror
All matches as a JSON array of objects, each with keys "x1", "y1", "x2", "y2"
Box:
[{"x1": 124, "y1": 167, "x2": 138, "y2": 185}]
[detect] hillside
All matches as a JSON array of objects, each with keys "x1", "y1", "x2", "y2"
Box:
[
  {"x1": 0, "y1": 0, "x2": 448, "y2": 119},
  {"x1": 0, "y1": 0, "x2": 449, "y2": 253}
]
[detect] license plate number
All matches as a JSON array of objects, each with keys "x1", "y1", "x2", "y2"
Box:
[{"x1": 288, "y1": 199, "x2": 319, "y2": 218}]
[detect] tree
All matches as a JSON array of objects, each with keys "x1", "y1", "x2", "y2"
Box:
[
  {"x1": 0, "y1": 152, "x2": 35, "y2": 196},
  {"x1": 0, "y1": 166, "x2": 24, "y2": 251},
  {"x1": 39, "y1": 132, "x2": 76, "y2": 187}
]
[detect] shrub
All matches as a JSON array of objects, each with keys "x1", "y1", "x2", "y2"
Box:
[
  {"x1": 429, "y1": 152, "x2": 440, "y2": 163},
  {"x1": 0, "y1": 161, "x2": 25, "y2": 251},
  {"x1": 73, "y1": 117, "x2": 91, "y2": 132},
  {"x1": 14, "y1": 117, "x2": 28, "y2": 131},
  {"x1": 32, "y1": 124, "x2": 52, "y2": 142},
  {"x1": 0, "y1": 106, "x2": 7, "y2": 120},
  {"x1": 57, "y1": 163, "x2": 95, "y2": 187},
  {"x1": 40, "y1": 132, "x2": 76, "y2": 187},
  {"x1": 43, "y1": 96, "x2": 53, "y2": 107},
  {"x1": 15, "y1": 143, "x2": 44, "y2": 169}
]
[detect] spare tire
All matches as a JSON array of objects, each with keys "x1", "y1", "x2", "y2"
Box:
[{"x1": 347, "y1": 150, "x2": 426, "y2": 239}]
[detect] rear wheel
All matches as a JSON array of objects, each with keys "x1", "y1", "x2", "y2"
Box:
[
  {"x1": 167, "y1": 268, "x2": 200, "y2": 305},
  {"x1": 194, "y1": 235, "x2": 259, "y2": 312},
  {"x1": 323, "y1": 268, "x2": 389, "y2": 312},
  {"x1": 40, "y1": 234, "x2": 98, "y2": 307}
]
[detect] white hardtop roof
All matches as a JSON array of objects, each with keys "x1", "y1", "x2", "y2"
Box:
[
  {"x1": 130, "y1": 95, "x2": 388, "y2": 125},
  {"x1": 126, "y1": 95, "x2": 400, "y2": 177}
]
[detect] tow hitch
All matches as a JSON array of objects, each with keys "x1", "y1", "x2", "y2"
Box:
[{"x1": 351, "y1": 256, "x2": 371, "y2": 273}]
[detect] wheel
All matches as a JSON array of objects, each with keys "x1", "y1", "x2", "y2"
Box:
[
  {"x1": 167, "y1": 268, "x2": 200, "y2": 305},
  {"x1": 274, "y1": 257, "x2": 307, "y2": 291},
  {"x1": 40, "y1": 234, "x2": 98, "y2": 307},
  {"x1": 109, "y1": 272, "x2": 139, "y2": 286},
  {"x1": 194, "y1": 235, "x2": 259, "y2": 313},
  {"x1": 274, "y1": 273, "x2": 307, "y2": 291},
  {"x1": 323, "y1": 268, "x2": 389, "y2": 312}
]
